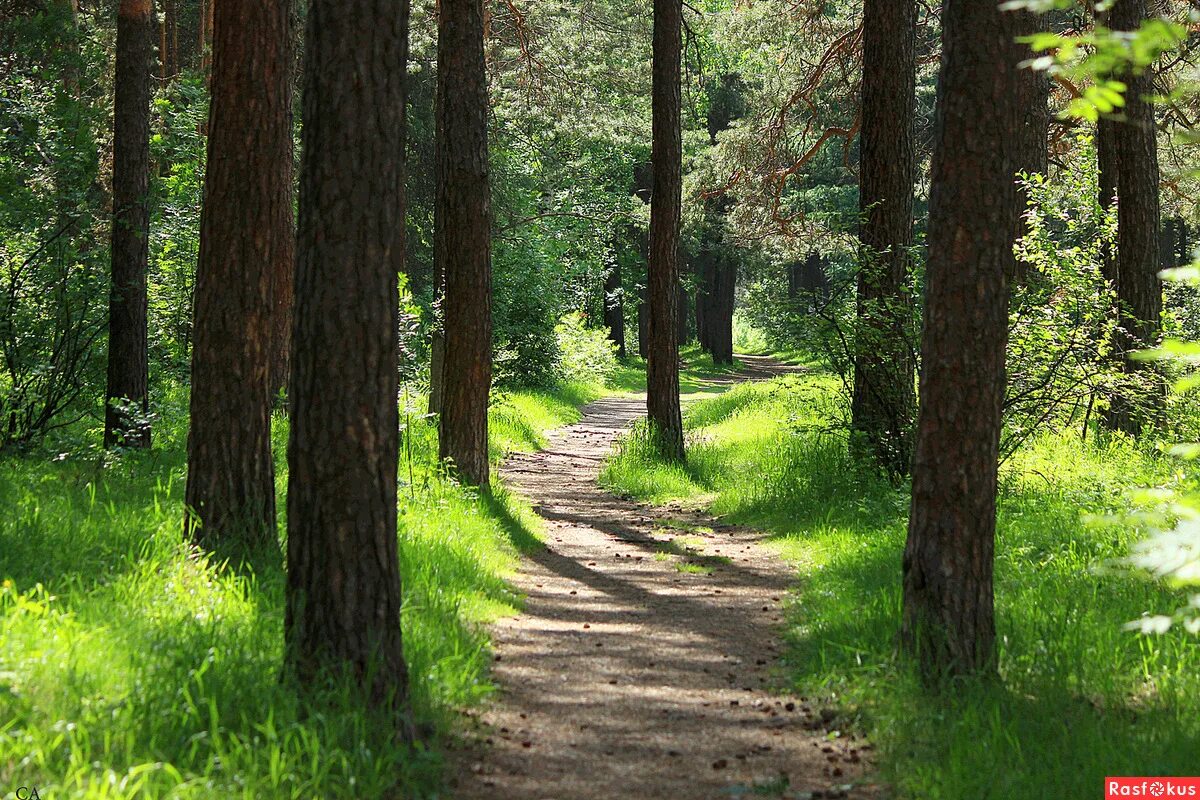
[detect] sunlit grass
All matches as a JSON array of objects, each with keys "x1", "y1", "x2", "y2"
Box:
[
  {"x1": 0, "y1": 379, "x2": 590, "y2": 799},
  {"x1": 602, "y1": 371, "x2": 1200, "y2": 799}
]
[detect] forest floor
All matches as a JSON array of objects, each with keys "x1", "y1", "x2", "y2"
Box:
[{"x1": 448, "y1": 356, "x2": 878, "y2": 800}]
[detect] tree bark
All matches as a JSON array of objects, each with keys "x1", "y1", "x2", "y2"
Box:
[
  {"x1": 604, "y1": 258, "x2": 626, "y2": 357},
  {"x1": 1104, "y1": 0, "x2": 1162, "y2": 436},
  {"x1": 901, "y1": 0, "x2": 1026, "y2": 679},
  {"x1": 1011, "y1": 8, "x2": 1051, "y2": 285},
  {"x1": 436, "y1": 0, "x2": 493, "y2": 486},
  {"x1": 676, "y1": 276, "x2": 690, "y2": 346},
  {"x1": 850, "y1": 0, "x2": 917, "y2": 476},
  {"x1": 200, "y1": 0, "x2": 214, "y2": 76},
  {"x1": 647, "y1": 0, "x2": 684, "y2": 460},
  {"x1": 185, "y1": 0, "x2": 294, "y2": 546},
  {"x1": 708, "y1": 257, "x2": 735, "y2": 364},
  {"x1": 1098, "y1": 114, "x2": 1118, "y2": 284},
  {"x1": 637, "y1": 283, "x2": 649, "y2": 359},
  {"x1": 285, "y1": 0, "x2": 410, "y2": 719},
  {"x1": 105, "y1": 0, "x2": 154, "y2": 449}
]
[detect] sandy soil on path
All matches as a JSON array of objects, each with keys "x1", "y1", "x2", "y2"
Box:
[{"x1": 447, "y1": 356, "x2": 878, "y2": 800}]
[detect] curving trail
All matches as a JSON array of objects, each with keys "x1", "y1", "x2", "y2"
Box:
[{"x1": 448, "y1": 356, "x2": 878, "y2": 800}]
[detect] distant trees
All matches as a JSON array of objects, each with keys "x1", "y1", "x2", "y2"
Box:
[
  {"x1": 104, "y1": 0, "x2": 154, "y2": 448},
  {"x1": 647, "y1": 0, "x2": 685, "y2": 460},
  {"x1": 284, "y1": 0, "x2": 410, "y2": 716},
  {"x1": 902, "y1": 0, "x2": 1027, "y2": 677},
  {"x1": 1103, "y1": 0, "x2": 1163, "y2": 436},
  {"x1": 604, "y1": 257, "x2": 627, "y2": 357},
  {"x1": 184, "y1": 0, "x2": 294, "y2": 545},
  {"x1": 435, "y1": 0, "x2": 493, "y2": 486},
  {"x1": 694, "y1": 209, "x2": 736, "y2": 366},
  {"x1": 850, "y1": 0, "x2": 917, "y2": 476}
]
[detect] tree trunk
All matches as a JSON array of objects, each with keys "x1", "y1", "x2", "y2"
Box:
[
  {"x1": 1011, "y1": 8, "x2": 1051, "y2": 285},
  {"x1": 1098, "y1": 114, "x2": 1118, "y2": 285},
  {"x1": 676, "y1": 277, "x2": 690, "y2": 346},
  {"x1": 105, "y1": 0, "x2": 154, "y2": 449},
  {"x1": 647, "y1": 0, "x2": 684, "y2": 461},
  {"x1": 901, "y1": 0, "x2": 1026, "y2": 679},
  {"x1": 708, "y1": 258, "x2": 735, "y2": 364},
  {"x1": 285, "y1": 0, "x2": 410, "y2": 720},
  {"x1": 1159, "y1": 217, "x2": 1177, "y2": 272},
  {"x1": 1104, "y1": 0, "x2": 1162, "y2": 436},
  {"x1": 695, "y1": 258, "x2": 711, "y2": 351},
  {"x1": 185, "y1": 0, "x2": 294, "y2": 547},
  {"x1": 850, "y1": 0, "x2": 917, "y2": 476},
  {"x1": 196, "y1": 0, "x2": 206, "y2": 67},
  {"x1": 637, "y1": 284, "x2": 649, "y2": 359},
  {"x1": 200, "y1": 0, "x2": 214, "y2": 76},
  {"x1": 604, "y1": 259, "x2": 626, "y2": 357},
  {"x1": 436, "y1": 0, "x2": 493, "y2": 486}
]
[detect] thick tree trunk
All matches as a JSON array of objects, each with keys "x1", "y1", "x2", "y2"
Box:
[
  {"x1": 901, "y1": 0, "x2": 1025, "y2": 679},
  {"x1": 185, "y1": 0, "x2": 294, "y2": 546},
  {"x1": 1104, "y1": 0, "x2": 1162, "y2": 436},
  {"x1": 105, "y1": 0, "x2": 154, "y2": 449},
  {"x1": 285, "y1": 0, "x2": 410, "y2": 719},
  {"x1": 850, "y1": 0, "x2": 917, "y2": 476},
  {"x1": 647, "y1": 0, "x2": 684, "y2": 461},
  {"x1": 436, "y1": 0, "x2": 493, "y2": 486},
  {"x1": 604, "y1": 259, "x2": 626, "y2": 357}
]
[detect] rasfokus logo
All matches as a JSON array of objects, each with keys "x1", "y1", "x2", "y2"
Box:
[{"x1": 1106, "y1": 778, "x2": 1200, "y2": 798}]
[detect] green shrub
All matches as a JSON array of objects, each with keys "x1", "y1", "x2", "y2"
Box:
[{"x1": 554, "y1": 311, "x2": 617, "y2": 386}]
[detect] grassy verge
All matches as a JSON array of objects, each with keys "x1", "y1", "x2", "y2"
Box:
[
  {"x1": 601, "y1": 371, "x2": 1200, "y2": 799},
  {"x1": 0, "y1": 379, "x2": 602, "y2": 799},
  {"x1": 607, "y1": 344, "x2": 750, "y2": 399}
]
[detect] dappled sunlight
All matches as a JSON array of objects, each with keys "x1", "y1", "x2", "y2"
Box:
[{"x1": 603, "y1": 371, "x2": 1200, "y2": 799}]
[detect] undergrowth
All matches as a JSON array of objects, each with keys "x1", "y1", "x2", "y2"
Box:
[
  {"x1": 0, "y1": 380, "x2": 581, "y2": 799},
  {"x1": 602, "y1": 372, "x2": 1200, "y2": 799}
]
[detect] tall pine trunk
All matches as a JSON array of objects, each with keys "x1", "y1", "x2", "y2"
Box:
[
  {"x1": 647, "y1": 0, "x2": 684, "y2": 460},
  {"x1": 436, "y1": 0, "x2": 493, "y2": 486},
  {"x1": 1104, "y1": 0, "x2": 1162, "y2": 436},
  {"x1": 285, "y1": 0, "x2": 410, "y2": 718},
  {"x1": 105, "y1": 0, "x2": 154, "y2": 449},
  {"x1": 850, "y1": 0, "x2": 916, "y2": 476},
  {"x1": 901, "y1": 0, "x2": 1026, "y2": 679},
  {"x1": 185, "y1": 0, "x2": 294, "y2": 546}
]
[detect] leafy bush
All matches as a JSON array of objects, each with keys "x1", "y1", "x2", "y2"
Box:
[
  {"x1": 553, "y1": 311, "x2": 616, "y2": 386},
  {"x1": 0, "y1": 5, "x2": 108, "y2": 449},
  {"x1": 147, "y1": 76, "x2": 208, "y2": 376},
  {"x1": 1006, "y1": 139, "x2": 1118, "y2": 456}
]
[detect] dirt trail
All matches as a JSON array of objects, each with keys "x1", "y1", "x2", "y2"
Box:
[{"x1": 449, "y1": 356, "x2": 877, "y2": 800}]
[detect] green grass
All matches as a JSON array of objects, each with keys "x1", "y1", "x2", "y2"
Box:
[
  {"x1": 606, "y1": 344, "x2": 748, "y2": 398},
  {"x1": 602, "y1": 372, "x2": 1200, "y2": 799},
  {"x1": 0, "y1": 379, "x2": 596, "y2": 799}
]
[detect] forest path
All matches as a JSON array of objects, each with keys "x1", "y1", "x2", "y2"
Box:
[{"x1": 448, "y1": 356, "x2": 877, "y2": 800}]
